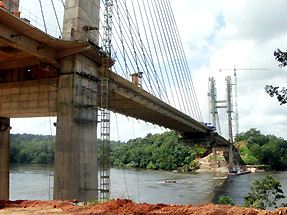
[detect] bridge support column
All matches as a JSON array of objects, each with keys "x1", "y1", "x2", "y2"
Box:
[
  {"x1": 228, "y1": 145, "x2": 234, "y2": 167},
  {"x1": 54, "y1": 55, "x2": 99, "y2": 202},
  {"x1": 54, "y1": 0, "x2": 101, "y2": 202},
  {"x1": 0, "y1": 118, "x2": 10, "y2": 200},
  {"x1": 2, "y1": 0, "x2": 19, "y2": 12},
  {"x1": 212, "y1": 148, "x2": 217, "y2": 168}
]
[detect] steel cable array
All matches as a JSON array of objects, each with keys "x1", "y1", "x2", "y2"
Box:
[
  {"x1": 37, "y1": 0, "x2": 203, "y2": 121},
  {"x1": 98, "y1": 0, "x2": 203, "y2": 121}
]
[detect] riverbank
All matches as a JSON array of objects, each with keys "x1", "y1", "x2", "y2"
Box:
[
  {"x1": 194, "y1": 151, "x2": 230, "y2": 173},
  {"x1": 1, "y1": 199, "x2": 287, "y2": 214}
]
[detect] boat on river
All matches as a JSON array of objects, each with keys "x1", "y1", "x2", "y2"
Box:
[
  {"x1": 165, "y1": 180, "x2": 176, "y2": 183},
  {"x1": 228, "y1": 169, "x2": 251, "y2": 177}
]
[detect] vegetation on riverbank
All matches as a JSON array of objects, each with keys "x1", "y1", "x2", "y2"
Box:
[
  {"x1": 109, "y1": 131, "x2": 204, "y2": 170},
  {"x1": 235, "y1": 128, "x2": 287, "y2": 170},
  {"x1": 9, "y1": 128, "x2": 287, "y2": 171},
  {"x1": 10, "y1": 134, "x2": 55, "y2": 163},
  {"x1": 9, "y1": 131, "x2": 207, "y2": 171}
]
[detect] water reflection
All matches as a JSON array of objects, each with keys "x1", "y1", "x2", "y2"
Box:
[
  {"x1": 10, "y1": 163, "x2": 54, "y2": 201},
  {"x1": 110, "y1": 167, "x2": 227, "y2": 206}
]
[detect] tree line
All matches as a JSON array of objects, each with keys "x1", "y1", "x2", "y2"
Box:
[
  {"x1": 9, "y1": 131, "x2": 207, "y2": 171},
  {"x1": 235, "y1": 128, "x2": 287, "y2": 170},
  {"x1": 109, "y1": 131, "x2": 205, "y2": 170},
  {"x1": 10, "y1": 133, "x2": 55, "y2": 163},
  {"x1": 9, "y1": 129, "x2": 287, "y2": 171}
]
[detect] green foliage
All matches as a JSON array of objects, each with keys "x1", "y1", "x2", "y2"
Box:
[
  {"x1": 209, "y1": 155, "x2": 224, "y2": 162},
  {"x1": 243, "y1": 175, "x2": 285, "y2": 209},
  {"x1": 10, "y1": 131, "x2": 204, "y2": 171},
  {"x1": 235, "y1": 129, "x2": 287, "y2": 170},
  {"x1": 265, "y1": 49, "x2": 287, "y2": 105},
  {"x1": 241, "y1": 156, "x2": 259, "y2": 165},
  {"x1": 193, "y1": 147, "x2": 208, "y2": 157},
  {"x1": 84, "y1": 197, "x2": 99, "y2": 207},
  {"x1": 84, "y1": 196, "x2": 112, "y2": 207},
  {"x1": 109, "y1": 131, "x2": 201, "y2": 171},
  {"x1": 238, "y1": 145, "x2": 251, "y2": 156},
  {"x1": 10, "y1": 134, "x2": 55, "y2": 164},
  {"x1": 218, "y1": 196, "x2": 235, "y2": 206}
]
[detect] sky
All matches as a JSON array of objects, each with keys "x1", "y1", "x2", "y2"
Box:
[{"x1": 10, "y1": 0, "x2": 287, "y2": 141}]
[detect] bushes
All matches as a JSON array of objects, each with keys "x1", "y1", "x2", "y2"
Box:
[{"x1": 218, "y1": 196, "x2": 235, "y2": 206}]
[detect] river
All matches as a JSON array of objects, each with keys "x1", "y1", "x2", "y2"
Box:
[{"x1": 9, "y1": 163, "x2": 287, "y2": 209}]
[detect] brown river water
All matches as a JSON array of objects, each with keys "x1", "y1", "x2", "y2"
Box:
[{"x1": 9, "y1": 163, "x2": 287, "y2": 210}]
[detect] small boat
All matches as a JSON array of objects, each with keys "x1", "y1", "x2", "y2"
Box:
[
  {"x1": 228, "y1": 169, "x2": 251, "y2": 176},
  {"x1": 165, "y1": 180, "x2": 176, "y2": 183}
]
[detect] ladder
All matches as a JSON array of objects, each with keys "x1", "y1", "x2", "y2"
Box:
[
  {"x1": 99, "y1": 0, "x2": 113, "y2": 202},
  {"x1": 99, "y1": 77, "x2": 110, "y2": 200}
]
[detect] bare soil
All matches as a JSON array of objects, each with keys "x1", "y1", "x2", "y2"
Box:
[{"x1": 1, "y1": 199, "x2": 287, "y2": 215}]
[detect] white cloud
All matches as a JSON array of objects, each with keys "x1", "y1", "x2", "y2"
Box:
[{"x1": 181, "y1": 0, "x2": 287, "y2": 139}]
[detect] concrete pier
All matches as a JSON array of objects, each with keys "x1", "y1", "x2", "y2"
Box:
[
  {"x1": 53, "y1": 0, "x2": 100, "y2": 201},
  {"x1": 2, "y1": 0, "x2": 19, "y2": 12},
  {"x1": 0, "y1": 118, "x2": 10, "y2": 200},
  {"x1": 54, "y1": 54, "x2": 99, "y2": 201},
  {"x1": 212, "y1": 148, "x2": 217, "y2": 168},
  {"x1": 229, "y1": 145, "x2": 234, "y2": 168}
]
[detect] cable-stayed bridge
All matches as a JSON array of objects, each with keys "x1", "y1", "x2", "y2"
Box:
[{"x1": 0, "y1": 0, "x2": 233, "y2": 202}]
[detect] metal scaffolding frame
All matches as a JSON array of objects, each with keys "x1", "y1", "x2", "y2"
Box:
[{"x1": 99, "y1": 0, "x2": 113, "y2": 202}]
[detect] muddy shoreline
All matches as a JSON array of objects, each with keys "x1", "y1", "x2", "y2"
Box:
[{"x1": 1, "y1": 199, "x2": 287, "y2": 214}]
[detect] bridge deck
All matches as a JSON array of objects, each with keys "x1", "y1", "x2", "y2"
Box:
[{"x1": 106, "y1": 70, "x2": 208, "y2": 133}]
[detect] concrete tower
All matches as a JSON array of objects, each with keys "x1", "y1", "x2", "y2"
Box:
[
  {"x1": 53, "y1": 0, "x2": 101, "y2": 201},
  {"x1": 2, "y1": 0, "x2": 19, "y2": 12}
]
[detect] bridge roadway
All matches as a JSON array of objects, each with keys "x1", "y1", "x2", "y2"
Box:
[{"x1": 0, "y1": 7, "x2": 230, "y2": 148}]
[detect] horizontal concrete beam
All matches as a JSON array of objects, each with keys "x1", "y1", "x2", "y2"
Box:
[
  {"x1": 0, "y1": 78, "x2": 58, "y2": 118},
  {"x1": 215, "y1": 147, "x2": 229, "y2": 153},
  {"x1": 0, "y1": 23, "x2": 57, "y2": 64}
]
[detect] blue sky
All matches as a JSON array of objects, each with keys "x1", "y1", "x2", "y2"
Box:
[{"x1": 10, "y1": 0, "x2": 287, "y2": 141}]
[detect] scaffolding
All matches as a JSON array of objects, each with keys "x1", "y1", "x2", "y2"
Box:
[{"x1": 99, "y1": 0, "x2": 113, "y2": 202}]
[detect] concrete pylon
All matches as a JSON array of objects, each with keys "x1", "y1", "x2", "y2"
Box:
[
  {"x1": 62, "y1": 0, "x2": 100, "y2": 43},
  {"x1": 228, "y1": 144, "x2": 234, "y2": 168},
  {"x1": 54, "y1": 0, "x2": 100, "y2": 201},
  {"x1": 54, "y1": 55, "x2": 99, "y2": 202},
  {"x1": 2, "y1": 0, "x2": 19, "y2": 12},
  {"x1": 212, "y1": 148, "x2": 217, "y2": 168},
  {"x1": 0, "y1": 118, "x2": 10, "y2": 200}
]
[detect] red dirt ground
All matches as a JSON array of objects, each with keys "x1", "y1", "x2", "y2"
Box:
[{"x1": 1, "y1": 199, "x2": 287, "y2": 214}]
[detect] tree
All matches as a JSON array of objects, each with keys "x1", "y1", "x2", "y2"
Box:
[
  {"x1": 265, "y1": 49, "x2": 287, "y2": 105},
  {"x1": 265, "y1": 85, "x2": 287, "y2": 105},
  {"x1": 218, "y1": 196, "x2": 235, "y2": 206},
  {"x1": 274, "y1": 49, "x2": 287, "y2": 68},
  {"x1": 243, "y1": 175, "x2": 285, "y2": 209}
]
